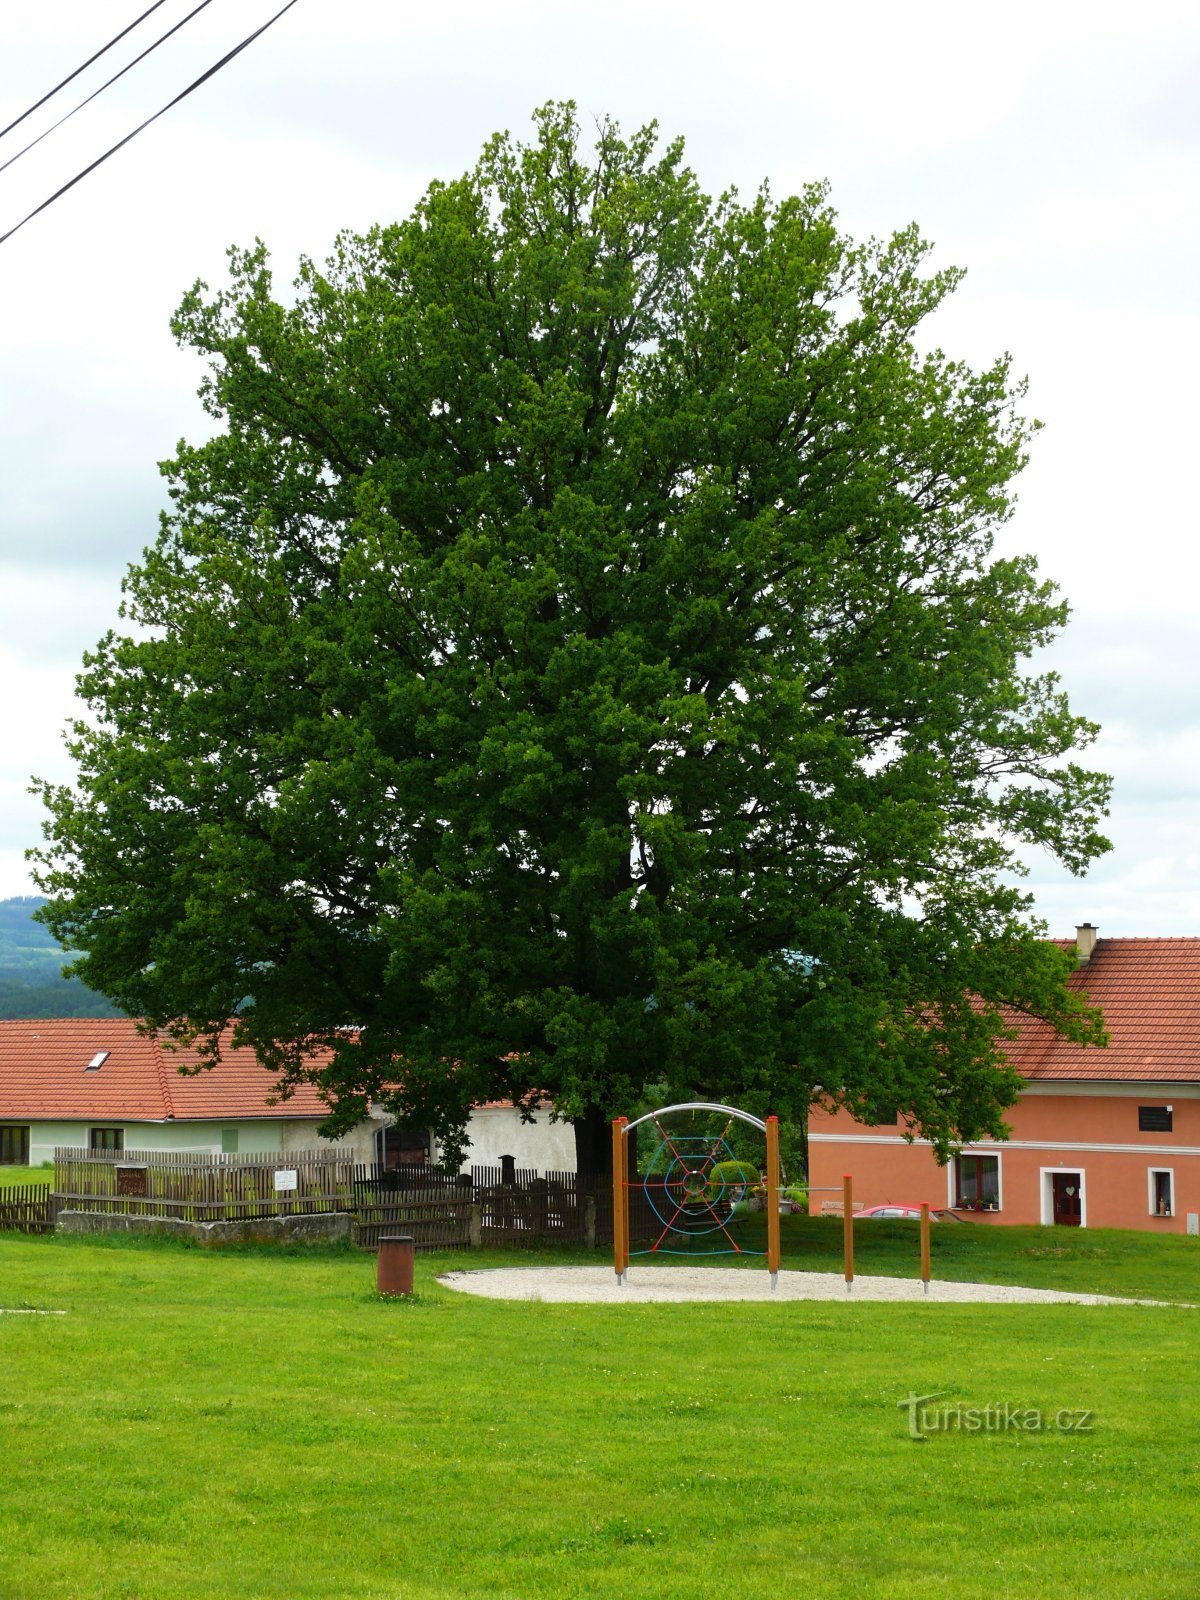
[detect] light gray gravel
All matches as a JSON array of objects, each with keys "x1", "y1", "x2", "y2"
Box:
[{"x1": 439, "y1": 1265, "x2": 1177, "y2": 1306}]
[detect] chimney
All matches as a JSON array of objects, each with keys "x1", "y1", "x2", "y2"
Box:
[{"x1": 1075, "y1": 923, "x2": 1099, "y2": 962}]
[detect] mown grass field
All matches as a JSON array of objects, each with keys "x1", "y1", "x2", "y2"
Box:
[
  {"x1": 1, "y1": 1220, "x2": 1197, "y2": 1600},
  {"x1": 0, "y1": 1164, "x2": 51, "y2": 1189}
]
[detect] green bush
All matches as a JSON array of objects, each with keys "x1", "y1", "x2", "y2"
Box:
[{"x1": 708, "y1": 1160, "x2": 759, "y2": 1194}]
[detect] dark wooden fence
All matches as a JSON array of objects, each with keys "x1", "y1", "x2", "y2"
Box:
[
  {"x1": 53, "y1": 1148, "x2": 357, "y2": 1222},
  {"x1": 34, "y1": 1148, "x2": 670, "y2": 1253},
  {"x1": 351, "y1": 1166, "x2": 475, "y2": 1252},
  {"x1": 472, "y1": 1165, "x2": 595, "y2": 1247},
  {"x1": 0, "y1": 1183, "x2": 57, "y2": 1235}
]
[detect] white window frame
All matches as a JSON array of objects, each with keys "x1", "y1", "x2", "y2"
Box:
[
  {"x1": 1148, "y1": 1167, "x2": 1175, "y2": 1218},
  {"x1": 947, "y1": 1151, "x2": 1003, "y2": 1213},
  {"x1": 1039, "y1": 1166, "x2": 1087, "y2": 1228}
]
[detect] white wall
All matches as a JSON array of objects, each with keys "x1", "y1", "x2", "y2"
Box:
[
  {"x1": 14, "y1": 1106, "x2": 575, "y2": 1171},
  {"x1": 457, "y1": 1106, "x2": 577, "y2": 1174},
  {"x1": 24, "y1": 1118, "x2": 289, "y2": 1165},
  {"x1": 280, "y1": 1116, "x2": 380, "y2": 1165}
]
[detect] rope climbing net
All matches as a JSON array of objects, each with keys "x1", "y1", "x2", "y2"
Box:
[{"x1": 611, "y1": 1103, "x2": 782, "y2": 1288}]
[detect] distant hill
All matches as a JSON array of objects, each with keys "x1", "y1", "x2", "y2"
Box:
[{"x1": 0, "y1": 897, "x2": 124, "y2": 1019}]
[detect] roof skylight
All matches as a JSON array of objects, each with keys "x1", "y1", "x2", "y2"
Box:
[{"x1": 84, "y1": 1051, "x2": 110, "y2": 1072}]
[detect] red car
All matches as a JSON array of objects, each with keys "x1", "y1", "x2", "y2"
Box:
[{"x1": 855, "y1": 1204, "x2": 943, "y2": 1221}]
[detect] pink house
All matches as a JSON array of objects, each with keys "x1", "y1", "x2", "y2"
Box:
[{"x1": 808, "y1": 927, "x2": 1200, "y2": 1233}]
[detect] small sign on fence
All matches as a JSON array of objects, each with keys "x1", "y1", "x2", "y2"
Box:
[{"x1": 273, "y1": 1169, "x2": 298, "y2": 1192}]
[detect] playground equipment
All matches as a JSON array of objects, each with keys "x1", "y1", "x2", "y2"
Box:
[
  {"x1": 813, "y1": 1174, "x2": 934, "y2": 1294},
  {"x1": 612, "y1": 1103, "x2": 782, "y2": 1290}
]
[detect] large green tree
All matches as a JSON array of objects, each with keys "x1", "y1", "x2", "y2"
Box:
[{"x1": 35, "y1": 104, "x2": 1109, "y2": 1169}]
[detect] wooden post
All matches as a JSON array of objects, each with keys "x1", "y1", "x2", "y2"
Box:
[
  {"x1": 612, "y1": 1118, "x2": 627, "y2": 1281},
  {"x1": 765, "y1": 1115, "x2": 781, "y2": 1290},
  {"x1": 920, "y1": 1201, "x2": 931, "y2": 1295},
  {"x1": 843, "y1": 1174, "x2": 854, "y2": 1292},
  {"x1": 584, "y1": 1193, "x2": 597, "y2": 1251},
  {"x1": 620, "y1": 1118, "x2": 630, "y2": 1275}
]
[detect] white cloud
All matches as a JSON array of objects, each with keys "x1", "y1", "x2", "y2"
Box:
[{"x1": 1, "y1": 0, "x2": 1198, "y2": 934}]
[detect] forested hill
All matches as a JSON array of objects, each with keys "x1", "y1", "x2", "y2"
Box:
[{"x1": 0, "y1": 897, "x2": 124, "y2": 1019}]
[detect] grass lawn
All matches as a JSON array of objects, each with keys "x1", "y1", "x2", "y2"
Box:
[
  {"x1": 0, "y1": 1165, "x2": 51, "y2": 1189},
  {"x1": 0, "y1": 1223, "x2": 1197, "y2": 1600}
]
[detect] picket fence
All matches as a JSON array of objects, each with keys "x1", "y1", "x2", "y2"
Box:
[
  {"x1": 51, "y1": 1147, "x2": 356, "y2": 1222},
  {"x1": 0, "y1": 1183, "x2": 56, "y2": 1235},
  {"x1": 0, "y1": 1151, "x2": 668, "y2": 1254}
]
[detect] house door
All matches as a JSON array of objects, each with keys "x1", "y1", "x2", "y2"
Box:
[{"x1": 1051, "y1": 1172, "x2": 1082, "y2": 1226}]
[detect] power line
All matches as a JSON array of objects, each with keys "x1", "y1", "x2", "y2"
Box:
[
  {"x1": 0, "y1": 1, "x2": 175, "y2": 142},
  {"x1": 0, "y1": 0, "x2": 219, "y2": 180},
  {"x1": 0, "y1": 0, "x2": 303, "y2": 249}
]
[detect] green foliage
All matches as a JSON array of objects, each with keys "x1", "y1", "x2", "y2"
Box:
[
  {"x1": 707, "y1": 1158, "x2": 759, "y2": 1190},
  {"x1": 33, "y1": 103, "x2": 1109, "y2": 1163}
]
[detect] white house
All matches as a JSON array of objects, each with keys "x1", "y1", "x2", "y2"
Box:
[{"x1": 0, "y1": 1017, "x2": 576, "y2": 1173}]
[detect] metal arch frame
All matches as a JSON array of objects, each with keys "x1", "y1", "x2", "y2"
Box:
[
  {"x1": 612, "y1": 1102, "x2": 781, "y2": 1290},
  {"x1": 621, "y1": 1101, "x2": 767, "y2": 1136}
]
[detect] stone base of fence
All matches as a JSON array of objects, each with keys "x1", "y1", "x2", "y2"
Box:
[{"x1": 57, "y1": 1210, "x2": 351, "y2": 1247}]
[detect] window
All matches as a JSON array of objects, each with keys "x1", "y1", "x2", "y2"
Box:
[
  {"x1": 84, "y1": 1051, "x2": 109, "y2": 1072},
  {"x1": 221, "y1": 1128, "x2": 239, "y2": 1154},
  {"x1": 954, "y1": 1154, "x2": 1000, "y2": 1211},
  {"x1": 1139, "y1": 1105, "x2": 1173, "y2": 1133},
  {"x1": 89, "y1": 1127, "x2": 123, "y2": 1153},
  {"x1": 0, "y1": 1125, "x2": 30, "y2": 1165},
  {"x1": 1149, "y1": 1169, "x2": 1174, "y2": 1217}
]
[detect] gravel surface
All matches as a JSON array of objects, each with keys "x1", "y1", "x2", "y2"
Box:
[{"x1": 439, "y1": 1265, "x2": 1174, "y2": 1306}]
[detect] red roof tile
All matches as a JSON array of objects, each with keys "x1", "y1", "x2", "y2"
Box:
[
  {"x1": 1006, "y1": 938, "x2": 1200, "y2": 1083},
  {"x1": 0, "y1": 1018, "x2": 330, "y2": 1122}
]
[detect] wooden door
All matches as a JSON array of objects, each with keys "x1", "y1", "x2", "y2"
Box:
[{"x1": 1051, "y1": 1172, "x2": 1082, "y2": 1226}]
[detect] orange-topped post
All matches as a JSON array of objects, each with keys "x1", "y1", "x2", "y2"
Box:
[
  {"x1": 765, "y1": 1115, "x2": 781, "y2": 1290},
  {"x1": 612, "y1": 1117, "x2": 628, "y2": 1282},
  {"x1": 843, "y1": 1174, "x2": 855, "y2": 1292},
  {"x1": 920, "y1": 1202, "x2": 931, "y2": 1295}
]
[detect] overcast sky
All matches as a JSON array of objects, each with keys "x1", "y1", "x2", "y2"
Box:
[{"x1": 1, "y1": 0, "x2": 1198, "y2": 936}]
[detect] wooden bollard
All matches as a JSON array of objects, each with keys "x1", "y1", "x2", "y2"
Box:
[
  {"x1": 843, "y1": 1174, "x2": 854, "y2": 1292},
  {"x1": 920, "y1": 1202, "x2": 931, "y2": 1295},
  {"x1": 377, "y1": 1233, "x2": 415, "y2": 1297},
  {"x1": 765, "y1": 1115, "x2": 781, "y2": 1291}
]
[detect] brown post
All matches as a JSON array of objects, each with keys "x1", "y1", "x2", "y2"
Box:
[
  {"x1": 612, "y1": 1118, "x2": 627, "y2": 1280},
  {"x1": 920, "y1": 1202, "x2": 931, "y2": 1294},
  {"x1": 843, "y1": 1174, "x2": 854, "y2": 1292},
  {"x1": 765, "y1": 1115, "x2": 781, "y2": 1289},
  {"x1": 377, "y1": 1233, "x2": 415, "y2": 1297}
]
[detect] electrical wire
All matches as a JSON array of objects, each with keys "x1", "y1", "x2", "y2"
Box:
[
  {"x1": 0, "y1": 0, "x2": 302, "y2": 249},
  {"x1": 0, "y1": 0, "x2": 174, "y2": 142},
  {"x1": 0, "y1": 0, "x2": 218, "y2": 179}
]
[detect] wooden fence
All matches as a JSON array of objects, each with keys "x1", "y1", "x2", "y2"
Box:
[
  {"x1": 472, "y1": 1165, "x2": 597, "y2": 1248},
  {"x1": 34, "y1": 1149, "x2": 673, "y2": 1253},
  {"x1": 351, "y1": 1166, "x2": 475, "y2": 1252},
  {"x1": 52, "y1": 1148, "x2": 357, "y2": 1222},
  {"x1": 0, "y1": 1183, "x2": 57, "y2": 1235}
]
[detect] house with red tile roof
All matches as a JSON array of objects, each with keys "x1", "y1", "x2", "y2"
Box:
[
  {"x1": 808, "y1": 927, "x2": 1200, "y2": 1233},
  {"x1": 0, "y1": 1017, "x2": 576, "y2": 1173}
]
